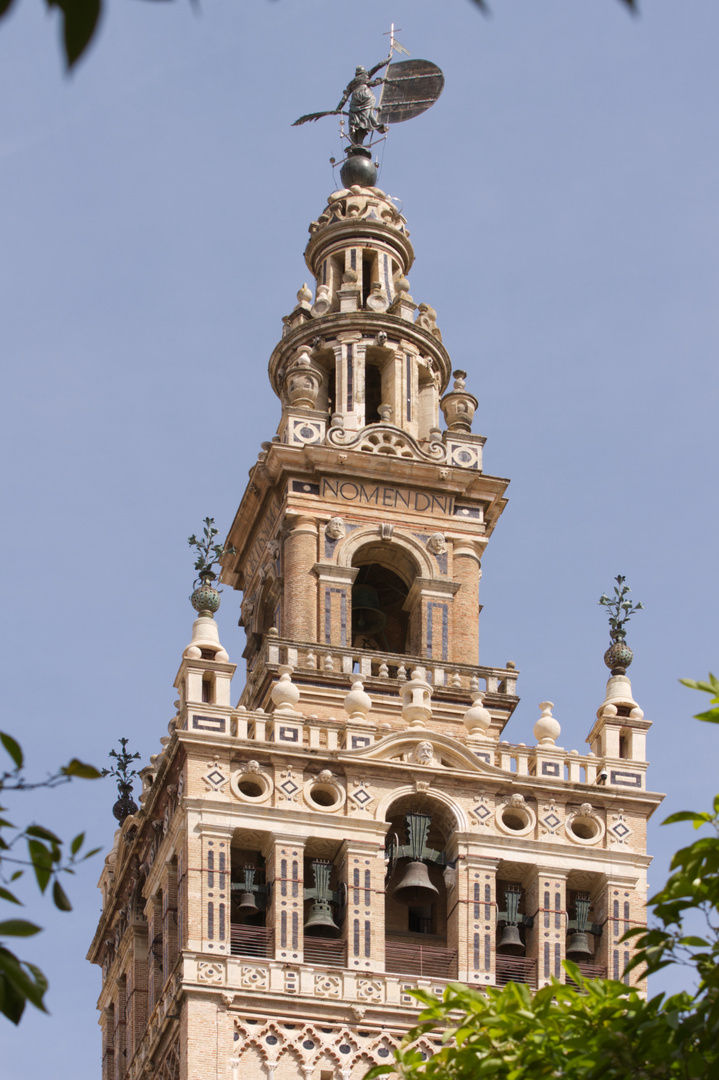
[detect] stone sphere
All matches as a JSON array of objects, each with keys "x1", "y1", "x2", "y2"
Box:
[
  {"x1": 191, "y1": 584, "x2": 221, "y2": 614},
  {"x1": 340, "y1": 151, "x2": 377, "y2": 189}
]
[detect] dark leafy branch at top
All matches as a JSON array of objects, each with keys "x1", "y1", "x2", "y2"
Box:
[
  {"x1": 188, "y1": 517, "x2": 236, "y2": 586},
  {"x1": 0, "y1": 0, "x2": 639, "y2": 72},
  {"x1": 598, "y1": 574, "x2": 644, "y2": 642},
  {"x1": 0, "y1": 732, "x2": 101, "y2": 1024}
]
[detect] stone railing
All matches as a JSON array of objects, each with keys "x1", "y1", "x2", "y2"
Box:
[{"x1": 242, "y1": 634, "x2": 518, "y2": 706}]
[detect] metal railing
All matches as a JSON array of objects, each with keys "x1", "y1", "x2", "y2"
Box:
[
  {"x1": 230, "y1": 924, "x2": 274, "y2": 959},
  {"x1": 303, "y1": 936, "x2": 348, "y2": 967},
  {"x1": 385, "y1": 939, "x2": 458, "y2": 979},
  {"x1": 495, "y1": 954, "x2": 538, "y2": 989}
]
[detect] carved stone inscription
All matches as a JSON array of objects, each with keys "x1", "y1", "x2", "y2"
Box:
[{"x1": 320, "y1": 478, "x2": 454, "y2": 515}]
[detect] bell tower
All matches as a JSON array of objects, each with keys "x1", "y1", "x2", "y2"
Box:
[{"x1": 88, "y1": 90, "x2": 664, "y2": 1080}]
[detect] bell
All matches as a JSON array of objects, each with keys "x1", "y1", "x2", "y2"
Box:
[
  {"x1": 237, "y1": 891, "x2": 259, "y2": 917},
  {"x1": 566, "y1": 931, "x2": 592, "y2": 959},
  {"x1": 497, "y1": 924, "x2": 525, "y2": 955},
  {"x1": 304, "y1": 899, "x2": 340, "y2": 938},
  {"x1": 392, "y1": 860, "x2": 440, "y2": 907},
  {"x1": 352, "y1": 585, "x2": 387, "y2": 637}
]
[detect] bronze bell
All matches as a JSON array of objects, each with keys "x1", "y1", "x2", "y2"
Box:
[
  {"x1": 237, "y1": 891, "x2": 259, "y2": 917},
  {"x1": 304, "y1": 899, "x2": 340, "y2": 937},
  {"x1": 497, "y1": 923, "x2": 525, "y2": 955},
  {"x1": 352, "y1": 585, "x2": 387, "y2": 637},
  {"x1": 566, "y1": 931, "x2": 592, "y2": 960},
  {"x1": 392, "y1": 860, "x2": 440, "y2": 907}
]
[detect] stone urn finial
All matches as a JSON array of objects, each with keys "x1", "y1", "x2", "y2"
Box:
[
  {"x1": 401, "y1": 668, "x2": 433, "y2": 729},
  {"x1": 463, "y1": 691, "x2": 492, "y2": 737},
  {"x1": 598, "y1": 575, "x2": 644, "y2": 675},
  {"x1": 344, "y1": 674, "x2": 372, "y2": 723},
  {"x1": 285, "y1": 346, "x2": 321, "y2": 410},
  {"x1": 440, "y1": 369, "x2": 478, "y2": 433},
  {"x1": 271, "y1": 665, "x2": 301, "y2": 715},
  {"x1": 533, "y1": 701, "x2": 561, "y2": 747}
]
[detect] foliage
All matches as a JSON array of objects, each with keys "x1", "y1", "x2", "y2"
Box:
[
  {"x1": 0, "y1": 0, "x2": 638, "y2": 72},
  {"x1": 598, "y1": 573, "x2": 644, "y2": 641},
  {"x1": 0, "y1": 732, "x2": 101, "y2": 1024},
  {"x1": 188, "y1": 516, "x2": 236, "y2": 585},
  {"x1": 100, "y1": 736, "x2": 141, "y2": 789},
  {"x1": 367, "y1": 678, "x2": 718, "y2": 1080}
]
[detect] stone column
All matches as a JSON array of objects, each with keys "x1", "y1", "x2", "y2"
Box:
[
  {"x1": 456, "y1": 852, "x2": 500, "y2": 988},
  {"x1": 451, "y1": 543, "x2": 481, "y2": 666},
  {"x1": 163, "y1": 860, "x2": 178, "y2": 978},
  {"x1": 338, "y1": 839, "x2": 385, "y2": 973},
  {"x1": 199, "y1": 832, "x2": 231, "y2": 957},
  {"x1": 283, "y1": 516, "x2": 318, "y2": 642},
  {"x1": 125, "y1": 925, "x2": 148, "y2": 1061},
  {"x1": 113, "y1": 976, "x2": 127, "y2": 1080},
  {"x1": 102, "y1": 1005, "x2": 115, "y2": 1080},
  {"x1": 144, "y1": 892, "x2": 163, "y2": 1015},
  {"x1": 404, "y1": 578, "x2": 460, "y2": 662},
  {"x1": 263, "y1": 834, "x2": 306, "y2": 963},
  {"x1": 595, "y1": 875, "x2": 646, "y2": 987},
  {"x1": 333, "y1": 333, "x2": 364, "y2": 432},
  {"x1": 525, "y1": 868, "x2": 568, "y2": 988},
  {"x1": 314, "y1": 563, "x2": 358, "y2": 648}
]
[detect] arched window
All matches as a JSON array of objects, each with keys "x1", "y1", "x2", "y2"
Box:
[
  {"x1": 351, "y1": 562, "x2": 409, "y2": 653},
  {"x1": 364, "y1": 363, "x2": 383, "y2": 425}
]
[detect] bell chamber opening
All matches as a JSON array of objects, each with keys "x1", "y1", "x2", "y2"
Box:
[{"x1": 350, "y1": 552, "x2": 411, "y2": 653}]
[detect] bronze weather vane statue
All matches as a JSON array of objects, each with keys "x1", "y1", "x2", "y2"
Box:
[{"x1": 292, "y1": 26, "x2": 445, "y2": 188}]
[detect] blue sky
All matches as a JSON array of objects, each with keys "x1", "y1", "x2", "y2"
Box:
[{"x1": 1, "y1": 1, "x2": 718, "y2": 1075}]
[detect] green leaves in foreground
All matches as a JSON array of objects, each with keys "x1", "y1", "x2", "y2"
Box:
[
  {"x1": 369, "y1": 676, "x2": 719, "y2": 1080},
  {"x1": 0, "y1": 732, "x2": 101, "y2": 1024}
]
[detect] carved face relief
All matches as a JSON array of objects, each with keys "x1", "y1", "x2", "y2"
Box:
[
  {"x1": 412, "y1": 741, "x2": 435, "y2": 765},
  {"x1": 325, "y1": 516, "x2": 346, "y2": 540},
  {"x1": 427, "y1": 532, "x2": 447, "y2": 555}
]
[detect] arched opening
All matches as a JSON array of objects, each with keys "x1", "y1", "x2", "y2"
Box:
[
  {"x1": 351, "y1": 563, "x2": 409, "y2": 653},
  {"x1": 383, "y1": 795, "x2": 457, "y2": 978},
  {"x1": 365, "y1": 363, "x2": 382, "y2": 425},
  {"x1": 230, "y1": 844, "x2": 270, "y2": 958}
]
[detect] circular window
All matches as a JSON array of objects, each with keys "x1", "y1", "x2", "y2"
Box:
[
  {"x1": 230, "y1": 767, "x2": 273, "y2": 804},
  {"x1": 567, "y1": 814, "x2": 604, "y2": 845},
  {"x1": 238, "y1": 780, "x2": 263, "y2": 799},
  {"x1": 496, "y1": 802, "x2": 535, "y2": 837},
  {"x1": 502, "y1": 811, "x2": 526, "y2": 831},
  {"x1": 302, "y1": 773, "x2": 346, "y2": 812},
  {"x1": 309, "y1": 787, "x2": 337, "y2": 807}
]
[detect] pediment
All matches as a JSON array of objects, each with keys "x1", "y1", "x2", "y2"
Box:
[{"x1": 343, "y1": 729, "x2": 502, "y2": 775}]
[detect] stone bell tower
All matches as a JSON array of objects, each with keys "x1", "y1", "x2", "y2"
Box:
[{"x1": 88, "y1": 178, "x2": 663, "y2": 1080}]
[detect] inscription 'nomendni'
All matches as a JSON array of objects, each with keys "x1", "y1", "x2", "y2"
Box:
[{"x1": 321, "y1": 478, "x2": 454, "y2": 515}]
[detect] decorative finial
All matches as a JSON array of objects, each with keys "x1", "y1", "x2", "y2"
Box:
[
  {"x1": 598, "y1": 575, "x2": 644, "y2": 674},
  {"x1": 102, "y1": 738, "x2": 141, "y2": 823},
  {"x1": 187, "y1": 517, "x2": 236, "y2": 618},
  {"x1": 292, "y1": 36, "x2": 444, "y2": 188},
  {"x1": 533, "y1": 701, "x2": 561, "y2": 746}
]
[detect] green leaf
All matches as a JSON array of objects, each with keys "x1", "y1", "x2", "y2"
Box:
[
  {"x1": 694, "y1": 708, "x2": 719, "y2": 725},
  {"x1": 0, "y1": 732, "x2": 23, "y2": 769},
  {"x1": 70, "y1": 832, "x2": 85, "y2": 856},
  {"x1": 0, "y1": 886, "x2": 21, "y2": 905},
  {"x1": 52, "y1": 881, "x2": 72, "y2": 912},
  {"x1": 662, "y1": 811, "x2": 713, "y2": 826},
  {"x1": 45, "y1": 0, "x2": 103, "y2": 69},
  {"x1": 25, "y1": 825, "x2": 62, "y2": 844},
  {"x1": 62, "y1": 759, "x2": 102, "y2": 779},
  {"x1": 0, "y1": 919, "x2": 42, "y2": 937}
]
